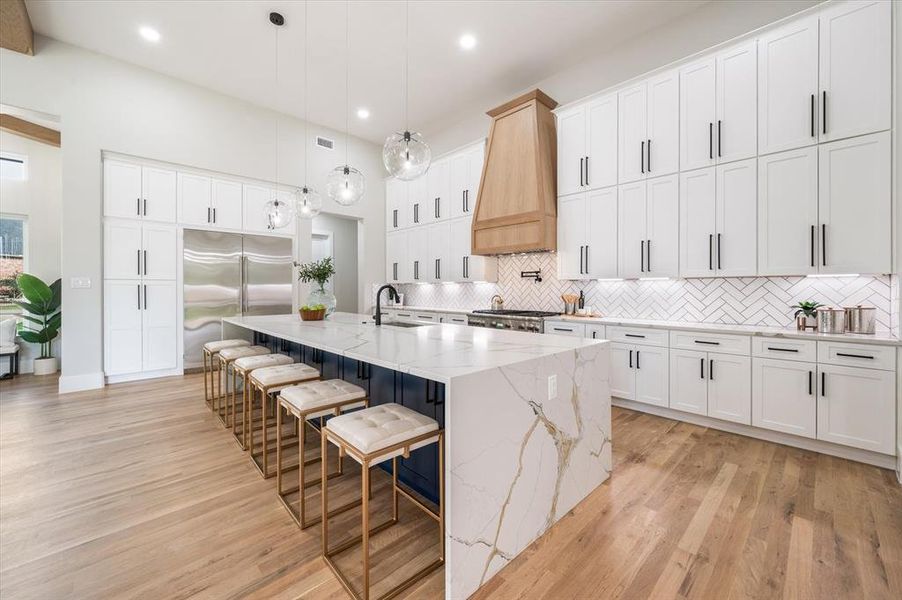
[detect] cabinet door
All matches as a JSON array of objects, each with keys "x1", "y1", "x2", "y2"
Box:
[
  {"x1": 104, "y1": 220, "x2": 142, "y2": 280},
  {"x1": 104, "y1": 160, "x2": 143, "y2": 219},
  {"x1": 645, "y1": 174, "x2": 679, "y2": 278},
  {"x1": 609, "y1": 342, "x2": 635, "y2": 400},
  {"x1": 679, "y1": 167, "x2": 716, "y2": 278},
  {"x1": 715, "y1": 41, "x2": 757, "y2": 164},
  {"x1": 408, "y1": 227, "x2": 428, "y2": 283},
  {"x1": 466, "y1": 144, "x2": 484, "y2": 214},
  {"x1": 178, "y1": 173, "x2": 213, "y2": 227},
  {"x1": 427, "y1": 221, "x2": 451, "y2": 282},
  {"x1": 817, "y1": 364, "x2": 894, "y2": 454},
  {"x1": 557, "y1": 105, "x2": 586, "y2": 196},
  {"x1": 617, "y1": 181, "x2": 647, "y2": 279},
  {"x1": 715, "y1": 158, "x2": 757, "y2": 276},
  {"x1": 634, "y1": 345, "x2": 668, "y2": 408},
  {"x1": 751, "y1": 358, "x2": 816, "y2": 438},
  {"x1": 757, "y1": 147, "x2": 818, "y2": 275},
  {"x1": 586, "y1": 95, "x2": 618, "y2": 190},
  {"x1": 585, "y1": 186, "x2": 618, "y2": 279},
  {"x1": 679, "y1": 58, "x2": 716, "y2": 172},
  {"x1": 758, "y1": 16, "x2": 819, "y2": 154},
  {"x1": 408, "y1": 176, "x2": 427, "y2": 227},
  {"x1": 386, "y1": 178, "x2": 408, "y2": 230},
  {"x1": 449, "y1": 151, "x2": 469, "y2": 219},
  {"x1": 142, "y1": 281, "x2": 178, "y2": 372},
  {"x1": 427, "y1": 159, "x2": 450, "y2": 222},
  {"x1": 141, "y1": 167, "x2": 177, "y2": 223},
  {"x1": 669, "y1": 349, "x2": 707, "y2": 415},
  {"x1": 707, "y1": 353, "x2": 751, "y2": 425},
  {"x1": 104, "y1": 280, "x2": 143, "y2": 375},
  {"x1": 818, "y1": 132, "x2": 890, "y2": 274},
  {"x1": 386, "y1": 231, "x2": 408, "y2": 283},
  {"x1": 646, "y1": 70, "x2": 679, "y2": 178},
  {"x1": 557, "y1": 194, "x2": 586, "y2": 280},
  {"x1": 449, "y1": 217, "x2": 470, "y2": 282},
  {"x1": 211, "y1": 179, "x2": 243, "y2": 230},
  {"x1": 141, "y1": 223, "x2": 177, "y2": 281},
  {"x1": 242, "y1": 184, "x2": 273, "y2": 233},
  {"x1": 819, "y1": 0, "x2": 891, "y2": 142},
  {"x1": 618, "y1": 83, "x2": 647, "y2": 184}
]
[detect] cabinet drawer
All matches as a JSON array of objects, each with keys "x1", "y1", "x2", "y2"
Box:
[
  {"x1": 751, "y1": 337, "x2": 817, "y2": 362},
  {"x1": 442, "y1": 313, "x2": 469, "y2": 325},
  {"x1": 586, "y1": 325, "x2": 606, "y2": 340},
  {"x1": 545, "y1": 321, "x2": 586, "y2": 337},
  {"x1": 606, "y1": 326, "x2": 668, "y2": 347},
  {"x1": 817, "y1": 341, "x2": 895, "y2": 371},
  {"x1": 413, "y1": 312, "x2": 440, "y2": 323},
  {"x1": 670, "y1": 330, "x2": 750, "y2": 355},
  {"x1": 393, "y1": 310, "x2": 415, "y2": 321}
]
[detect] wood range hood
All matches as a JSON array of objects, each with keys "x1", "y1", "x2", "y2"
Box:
[{"x1": 471, "y1": 89, "x2": 558, "y2": 255}]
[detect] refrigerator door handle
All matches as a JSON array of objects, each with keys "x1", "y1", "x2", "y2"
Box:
[{"x1": 239, "y1": 255, "x2": 246, "y2": 313}]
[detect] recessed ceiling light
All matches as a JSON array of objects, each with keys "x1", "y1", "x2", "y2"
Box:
[
  {"x1": 139, "y1": 26, "x2": 161, "y2": 43},
  {"x1": 356, "y1": 108, "x2": 370, "y2": 120},
  {"x1": 459, "y1": 33, "x2": 477, "y2": 50}
]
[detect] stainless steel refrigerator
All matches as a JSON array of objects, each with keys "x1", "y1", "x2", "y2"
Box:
[{"x1": 183, "y1": 230, "x2": 293, "y2": 369}]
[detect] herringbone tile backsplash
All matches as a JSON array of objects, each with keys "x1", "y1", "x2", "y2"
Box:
[{"x1": 392, "y1": 253, "x2": 896, "y2": 332}]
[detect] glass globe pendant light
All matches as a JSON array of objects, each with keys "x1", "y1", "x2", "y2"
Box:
[
  {"x1": 383, "y1": 1, "x2": 431, "y2": 180},
  {"x1": 264, "y1": 11, "x2": 295, "y2": 229},
  {"x1": 297, "y1": 186, "x2": 322, "y2": 219},
  {"x1": 297, "y1": 2, "x2": 320, "y2": 220},
  {"x1": 326, "y1": 1, "x2": 365, "y2": 207}
]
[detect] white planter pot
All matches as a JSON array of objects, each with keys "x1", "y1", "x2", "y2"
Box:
[{"x1": 33, "y1": 357, "x2": 58, "y2": 376}]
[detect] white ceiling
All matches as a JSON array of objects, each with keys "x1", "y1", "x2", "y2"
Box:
[{"x1": 25, "y1": 0, "x2": 709, "y2": 145}]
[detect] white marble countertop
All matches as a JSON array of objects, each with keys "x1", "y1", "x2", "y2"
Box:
[
  {"x1": 223, "y1": 312, "x2": 603, "y2": 384},
  {"x1": 379, "y1": 305, "x2": 474, "y2": 316},
  {"x1": 546, "y1": 315, "x2": 902, "y2": 346}
]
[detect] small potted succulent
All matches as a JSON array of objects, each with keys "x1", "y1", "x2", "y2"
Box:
[
  {"x1": 294, "y1": 256, "x2": 336, "y2": 317},
  {"x1": 791, "y1": 300, "x2": 822, "y2": 330}
]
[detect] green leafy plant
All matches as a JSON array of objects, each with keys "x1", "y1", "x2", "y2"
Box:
[
  {"x1": 294, "y1": 257, "x2": 335, "y2": 293},
  {"x1": 791, "y1": 300, "x2": 822, "y2": 319},
  {"x1": 15, "y1": 273, "x2": 61, "y2": 359}
]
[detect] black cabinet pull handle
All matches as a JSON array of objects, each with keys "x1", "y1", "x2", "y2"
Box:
[
  {"x1": 136, "y1": 197, "x2": 141, "y2": 216},
  {"x1": 393, "y1": 209, "x2": 398, "y2": 228},
  {"x1": 767, "y1": 347, "x2": 798, "y2": 353},
  {"x1": 579, "y1": 245, "x2": 584, "y2": 274},
  {"x1": 810, "y1": 225, "x2": 815, "y2": 267},
  {"x1": 465, "y1": 190, "x2": 469, "y2": 212},
  {"x1": 435, "y1": 258, "x2": 440, "y2": 280},
  {"x1": 207, "y1": 207, "x2": 211, "y2": 223},
  {"x1": 821, "y1": 371, "x2": 825, "y2": 396},
  {"x1": 585, "y1": 156, "x2": 590, "y2": 186},
  {"x1": 435, "y1": 197, "x2": 439, "y2": 218},
  {"x1": 137, "y1": 284, "x2": 141, "y2": 310},
  {"x1": 646, "y1": 139, "x2": 651, "y2": 172},
  {"x1": 709, "y1": 359, "x2": 714, "y2": 380},
  {"x1": 414, "y1": 260, "x2": 418, "y2": 280},
  {"x1": 808, "y1": 371, "x2": 813, "y2": 395},
  {"x1": 709, "y1": 234, "x2": 713, "y2": 270},
  {"x1": 821, "y1": 224, "x2": 826, "y2": 266},
  {"x1": 143, "y1": 198, "x2": 147, "y2": 216},
  {"x1": 212, "y1": 207, "x2": 216, "y2": 223},
  {"x1": 810, "y1": 94, "x2": 815, "y2": 137},
  {"x1": 836, "y1": 352, "x2": 874, "y2": 360},
  {"x1": 144, "y1": 284, "x2": 147, "y2": 309},
  {"x1": 629, "y1": 350, "x2": 633, "y2": 368},
  {"x1": 143, "y1": 250, "x2": 147, "y2": 275},
  {"x1": 709, "y1": 123, "x2": 713, "y2": 159},
  {"x1": 717, "y1": 120, "x2": 722, "y2": 157},
  {"x1": 822, "y1": 90, "x2": 826, "y2": 135},
  {"x1": 592, "y1": 331, "x2": 597, "y2": 339},
  {"x1": 640, "y1": 141, "x2": 645, "y2": 173},
  {"x1": 646, "y1": 240, "x2": 651, "y2": 272},
  {"x1": 636, "y1": 350, "x2": 640, "y2": 369},
  {"x1": 716, "y1": 234, "x2": 721, "y2": 270},
  {"x1": 137, "y1": 249, "x2": 141, "y2": 275},
  {"x1": 553, "y1": 327, "x2": 573, "y2": 332},
  {"x1": 580, "y1": 157, "x2": 584, "y2": 187},
  {"x1": 640, "y1": 240, "x2": 645, "y2": 272},
  {"x1": 414, "y1": 203, "x2": 419, "y2": 223},
  {"x1": 585, "y1": 245, "x2": 590, "y2": 273},
  {"x1": 625, "y1": 333, "x2": 646, "y2": 338},
  {"x1": 694, "y1": 340, "x2": 720, "y2": 345},
  {"x1": 393, "y1": 262, "x2": 398, "y2": 280},
  {"x1": 700, "y1": 357, "x2": 705, "y2": 379}
]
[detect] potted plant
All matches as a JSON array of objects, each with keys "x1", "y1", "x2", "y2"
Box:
[
  {"x1": 791, "y1": 300, "x2": 822, "y2": 330},
  {"x1": 294, "y1": 257, "x2": 337, "y2": 317},
  {"x1": 14, "y1": 273, "x2": 61, "y2": 375},
  {"x1": 299, "y1": 303, "x2": 327, "y2": 321}
]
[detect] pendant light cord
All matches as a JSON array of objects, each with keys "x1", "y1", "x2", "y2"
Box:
[
  {"x1": 304, "y1": 1, "x2": 308, "y2": 186},
  {"x1": 345, "y1": 0, "x2": 350, "y2": 167},
  {"x1": 405, "y1": 0, "x2": 409, "y2": 131},
  {"x1": 275, "y1": 15, "x2": 280, "y2": 193}
]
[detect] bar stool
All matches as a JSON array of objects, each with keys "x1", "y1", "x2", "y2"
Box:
[
  {"x1": 275, "y1": 379, "x2": 368, "y2": 527},
  {"x1": 321, "y1": 404, "x2": 444, "y2": 600},
  {"x1": 202, "y1": 339, "x2": 250, "y2": 409},
  {"x1": 216, "y1": 345, "x2": 270, "y2": 427},
  {"x1": 230, "y1": 353, "x2": 295, "y2": 447}
]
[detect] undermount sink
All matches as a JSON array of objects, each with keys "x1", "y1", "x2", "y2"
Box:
[{"x1": 384, "y1": 321, "x2": 433, "y2": 328}]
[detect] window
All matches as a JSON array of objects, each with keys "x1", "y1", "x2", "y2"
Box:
[
  {"x1": 0, "y1": 152, "x2": 27, "y2": 181},
  {"x1": 0, "y1": 215, "x2": 26, "y2": 304}
]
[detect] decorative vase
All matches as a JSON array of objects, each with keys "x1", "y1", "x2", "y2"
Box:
[
  {"x1": 33, "y1": 356, "x2": 58, "y2": 376},
  {"x1": 796, "y1": 315, "x2": 815, "y2": 330},
  {"x1": 307, "y1": 287, "x2": 337, "y2": 317}
]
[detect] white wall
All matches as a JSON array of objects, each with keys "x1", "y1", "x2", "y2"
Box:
[
  {"x1": 311, "y1": 212, "x2": 359, "y2": 313},
  {"x1": 0, "y1": 36, "x2": 385, "y2": 392},
  {"x1": 426, "y1": 0, "x2": 821, "y2": 155}
]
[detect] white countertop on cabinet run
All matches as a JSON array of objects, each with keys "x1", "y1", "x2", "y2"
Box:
[
  {"x1": 546, "y1": 315, "x2": 902, "y2": 346},
  {"x1": 223, "y1": 312, "x2": 603, "y2": 384}
]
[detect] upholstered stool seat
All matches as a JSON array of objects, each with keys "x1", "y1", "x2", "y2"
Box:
[
  {"x1": 321, "y1": 403, "x2": 444, "y2": 599},
  {"x1": 229, "y1": 353, "x2": 294, "y2": 445},
  {"x1": 216, "y1": 345, "x2": 271, "y2": 427},
  {"x1": 274, "y1": 379, "x2": 368, "y2": 528},
  {"x1": 250, "y1": 362, "x2": 320, "y2": 389},
  {"x1": 201, "y1": 339, "x2": 251, "y2": 408}
]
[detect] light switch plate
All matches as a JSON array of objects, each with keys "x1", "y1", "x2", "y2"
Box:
[
  {"x1": 548, "y1": 374, "x2": 557, "y2": 400},
  {"x1": 70, "y1": 277, "x2": 91, "y2": 289}
]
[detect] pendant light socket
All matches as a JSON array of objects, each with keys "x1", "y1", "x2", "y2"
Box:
[{"x1": 269, "y1": 12, "x2": 284, "y2": 26}]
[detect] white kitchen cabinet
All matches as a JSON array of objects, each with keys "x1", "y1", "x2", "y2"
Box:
[
  {"x1": 104, "y1": 280, "x2": 144, "y2": 376},
  {"x1": 817, "y1": 363, "x2": 895, "y2": 454},
  {"x1": 449, "y1": 216, "x2": 497, "y2": 282},
  {"x1": 141, "y1": 281, "x2": 178, "y2": 372},
  {"x1": 586, "y1": 325, "x2": 605, "y2": 340},
  {"x1": 670, "y1": 349, "x2": 708, "y2": 415},
  {"x1": 386, "y1": 177, "x2": 409, "y2": 231},
  {"x1": 558, "y1": 186, "x2": 617, "y2": 280},
  {"x1": 757, "y1": 147, "x2": 818, "y2": 276},
  {"x1": 707, "y1": 353, "x2": 751, "y2": 424},
  {"x1": 104, "y1": 160, "x2": 177, "y2": 222},
  {"x1": 385, "y1": 231, "x2": 408, "y2": 283},
  {"x1": 715, "y1": 41, "x2": 757, "y2": 164},
  {"x1": 610, "y1": 343, "x2": 636, "y2": 400},
  {"x1": 818, "y1": 0, "x2": 891, "y2": 143},
  {"x1": 818, "y1": 132, "x2": 890, "y2": 274},
  {"x1": 679, "y1": 58, "x2": 716, "y2": 172},
  {"x1": 758, "y1": 15, "x2": 819, "y2": 155},
  {"x1": 610, "y1": 342, "x2": 669, "y2": 408},
  {"x1": 104, "y1": 220, "x2": 142, "y2": 280},
  {"x1": 426, "y1": 221, "x2": 451, "y2": 282},
  {"x1": 210, "y1": 179, "x2": 243, "y2": 230},
  {"x1": 558, "y1": 95, "x2": 618, "y2": 196},
  {"x1": 408, "y1": 226, "x2": 428, "y2": 283},
  {"x1": 752, "y1": 358, "x2": 817, "y2": 439},
  {"x1": 557, "y1": 105, "x2": 586, "y2": 197},
  {"x1": 619, "y1": 175, "x2": 678, "y2": 279},
  {"x1": 545, "y1": 321, "x2": 585, "y2": 337},
  {"x1": 441, "y1": 313, "x2": 469, "y2": 326},
  {"x1": 450, "y1": 143, "x2": 484, "y2": 219},
  {"x1": 141, "y1": 223, "x2": 177, "y2": 281},
  {"x1": 178, "y1": 173, "x2": 213, "y2": 226},
  {"x1": 242, "y1": 184, "x2": 271, "y2": 233},
  {"x1": 618, "y1": 181, "x2": 647, "y2": 278},
  {"x1": 141, "y1": 166, "x2": 178, "y2": 223},
  {"x1": 426, "y1": 159, "x2": 450, "y2": 224},
  {"x1": 408, "y1": 176, "x2": 428, "y2": 227},
  {"x1": 557, "y1": 194, "x2": 585, "y2": 280},
  {"x1": 679, "y1": 167, "x2": 716, "y2": 278},
  {"x1": 618, "y1": 83, "x2": 648, "y2": 184},
  {"x1": 646, "y1": 70, "x2": 679, "y2": 178}
]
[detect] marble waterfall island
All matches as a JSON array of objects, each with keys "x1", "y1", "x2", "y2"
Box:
[{"x1": 221, "y1": 313, "x2": 612, "y2": 599}]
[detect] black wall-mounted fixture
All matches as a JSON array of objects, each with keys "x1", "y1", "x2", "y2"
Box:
[
  {"x1": 270, "y1": 12, "x2": 285, "y2": 26},
  {"x1": 521, "y1": 270, "x2": 542, "y2": 283}
]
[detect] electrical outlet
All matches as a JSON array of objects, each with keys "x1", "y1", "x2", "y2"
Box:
[
  {"x1": 70, "y1": 277, "x2": 91, "y2": 289},
  {"x1": 548, "y1": 374, "x2": 557, "y2": 400}
]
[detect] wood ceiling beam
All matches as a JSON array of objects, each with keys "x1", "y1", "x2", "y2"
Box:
[
  {"x1": 0, "y1": 0, "x2": 34, "y2": 55},
  {"x1": 0, "y1": 114, "x2": 60, "y2": 147}
]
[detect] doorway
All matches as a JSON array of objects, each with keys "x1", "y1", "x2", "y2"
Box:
[{"x1": 311, "y1": 213, "x2": 358, "y2": 313}]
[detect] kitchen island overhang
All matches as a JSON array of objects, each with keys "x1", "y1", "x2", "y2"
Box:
[{"x1": 221, "y1": 313, "x2": 611, "y2": 599}]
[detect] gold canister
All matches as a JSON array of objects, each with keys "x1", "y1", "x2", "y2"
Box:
[
  {"x1": 816, "y1": 307, "x2": 846, "y2": 334},
  {"x1": 843, "y1": 305, "x2": 876, "y2": 334}
]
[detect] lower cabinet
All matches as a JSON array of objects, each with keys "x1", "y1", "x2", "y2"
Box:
[
  {"x1": 104, "y1": 279, "x2": 178, "y2": 376},
  {"x1": 751, "y1": 358, "x2": 816, "y2": 438},
  {"x1": 610, "y1": 342, "x2": 668, "y2": 407},
  {"x1": 817, "y1": 364, "x2": 895, "y2": 455},
  {"x1": 670, "y1": 349, "x2": 750, "y2": 423}
]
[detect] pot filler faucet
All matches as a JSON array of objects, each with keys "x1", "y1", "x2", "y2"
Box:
[{"x1": 374, "y1": 284, "x2": 399, "y2": 326}]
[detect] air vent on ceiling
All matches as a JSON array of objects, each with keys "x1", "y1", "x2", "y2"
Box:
[{"x1": 315, "y1": 136, "x2": 334, "y2": 150}]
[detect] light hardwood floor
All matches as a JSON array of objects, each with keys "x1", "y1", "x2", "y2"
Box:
[{"x1": 1, "y1": 373, "x2": 900, "y2": 599}]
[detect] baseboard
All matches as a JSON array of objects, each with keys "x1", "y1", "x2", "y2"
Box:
[
  {"x1": 612, "y1": 398, "x2": 897, "y2": 471},
  {"x1": 58, "y1": 371, "x2": 105, "y2": 394},
  {"x1": 105, "y1": 368, "x2": 183, "y2": 385}
]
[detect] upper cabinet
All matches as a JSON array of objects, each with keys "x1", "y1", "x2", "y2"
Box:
[
  {"x1": 426, "y1": 159, "x2": 450, "y2": 224},
  {"x1": 180, "y1": 173, "x2": 243, "y2": 230},
  {"x1": 558, "y1": 186, "x2": 618, "y2": 280},
  {"x1": 104, "y1": 160, "x2": 177, "y2": 223},
  {"x1": 450, "y1": 143, "x2": 484, "y2": 219},
  {"x1": 618, "y1": 70, "x2": 679, "y2": 184},
  {"x1": 385, "y1": 177, "x2": 409, "y2": 231},
  {"x1": 618, "y1": 174, "x2": 679, "y2": 279},
  {"x1": 242, "y1": 186, "x2": 296, "y2": 234},
  {"x1": 557, "y1": 94, "x2": 618, "y2": 197}
]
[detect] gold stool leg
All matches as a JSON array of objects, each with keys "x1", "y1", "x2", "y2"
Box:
[
  {"x1": 321, "y1": 427, "x2": 329, "y2": 556},
  {"x1": 299, "y1": 413, "x2": 307, "y2": 525},
  {"x1": 439, "y1": 431, "x2": 445, "y2": 562},
  {"x1": 362, "y1": 457, "x2": 371, "y2": 600},
  {"x1": 203, "y1": 350, "x2": 209, "y2": 406},
  {"x1": 261, "y1": 388, "x2": 269, "y2": 476}
]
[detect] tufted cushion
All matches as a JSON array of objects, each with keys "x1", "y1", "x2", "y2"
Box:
[
  {"x1": 0, "y1": 318, "x2": 16, "y2": 347},
  {"x1": 204, "y1": 339, "x2": 251, "y2": 354},
  {"x1": 234, "y1": 353, "x2": 293, "y2": 372},
  {"x1": 250, "y1": 363, "x2": 320, "y2": 388},
  {"x1": 280, "y1": 379, "x2": 366, "y2": 419},
  {"x1": 326, "y1": 403, "x2": 438, "y2": 457},
  {"x1": 219, "y1": 345, "x2": 270, "y2": 362}
]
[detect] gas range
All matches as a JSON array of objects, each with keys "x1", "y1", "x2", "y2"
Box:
[{"x1": 467, "y1": 309, "x2": 559, "y2": 333}]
